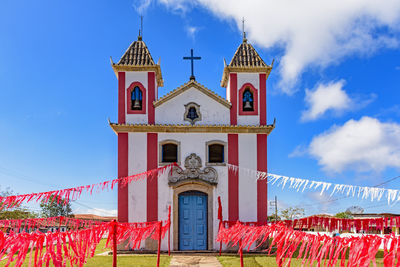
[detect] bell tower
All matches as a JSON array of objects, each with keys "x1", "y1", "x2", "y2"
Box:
[
  {"x1": 111, "y1": 34, "x2": 163, "y2": 125},
  {"x1": 221, "y1": 34, "x2": 272, "y2": 126},
  {"x1": 221, "y1": 33, "x2": 273, "y2": 224},
  {"x1": 111, "y1": 33, "x2": 163, "y2": 223}
]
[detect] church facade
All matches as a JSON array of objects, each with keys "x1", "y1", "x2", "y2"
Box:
[{"x1": 110, "y1": 34, "x2": 274, "y2": 251}]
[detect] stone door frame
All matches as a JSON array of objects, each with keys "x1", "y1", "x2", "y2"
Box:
[{"x1": 172, "y1": 180, "x2": 214, "y2": 251}]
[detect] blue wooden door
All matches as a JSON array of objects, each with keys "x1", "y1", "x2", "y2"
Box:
[{"x1": 179, "y1": 191, "x2": 207, "y2": 250}]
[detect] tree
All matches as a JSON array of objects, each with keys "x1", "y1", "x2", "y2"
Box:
[
  {"x1": 40, "y1": 195, "x2": 72, "y2": 218},
  {"x1": 335, "y1": 211, "x2": 353, "y2": 219},
  {"x1": 280, "y1": 207, "x2": 305, "y2": 220},
  {"x1": 268, "y1": 213, "x2": 281, "y2": 222},
  {"x1": 0, "y1": 187, "x2": 38, "y2": 219}
]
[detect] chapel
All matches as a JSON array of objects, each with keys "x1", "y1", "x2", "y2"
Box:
[{"x1": 109, "y1": 31, "x2": 275, "y2": 251}]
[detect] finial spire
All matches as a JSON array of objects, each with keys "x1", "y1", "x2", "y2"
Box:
[
  {"x1": 138, "y1": 15, "x2": 143, "y2": 41},
  {"x1": 242, "y1": 17, "x2": 247, "y2": 43}
]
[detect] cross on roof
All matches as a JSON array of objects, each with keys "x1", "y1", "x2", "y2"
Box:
[{"x1": 183, "y1": 49, "x2": 201, "y2": 81}]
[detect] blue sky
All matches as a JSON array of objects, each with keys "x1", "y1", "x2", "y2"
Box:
[{"x1": 1, "y1": 0, "x2": 400, "y2": 217}]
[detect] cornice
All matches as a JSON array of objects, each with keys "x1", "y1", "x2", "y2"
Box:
[
  {"x1": 111, "y1": 64, "x2": 164, "y2": 87},
  {"x1": 220, "y1": 64, "x2": 273, "y2": 88},
  {"x1": 108, "y1": 121, "x2": 275, "y2": 135},
  {"x1": 153, "y1": 80, "x2": 231, "y2": 108}
]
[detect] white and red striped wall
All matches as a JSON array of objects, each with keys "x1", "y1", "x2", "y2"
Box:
[{"x1": 116, "y1": 70, "x2": 268, "y2": 250}]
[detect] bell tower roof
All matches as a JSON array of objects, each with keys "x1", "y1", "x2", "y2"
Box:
[
  {"x1": 111, "y1": 36, "x2": 163, "y2": 87},
  {"x1": 229, "y1": 40, "x2": 267, "y2": 68},
  {"x1": 221, "y1": 39, "x2": 273, "y2": 88},
  {"x1": 117, "y1": 36, "x2": 156, "y2": 66}
]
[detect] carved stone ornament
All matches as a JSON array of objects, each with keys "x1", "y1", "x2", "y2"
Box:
[{"x1": 168, "y1": 153, "x2": 218, "y2": 185}]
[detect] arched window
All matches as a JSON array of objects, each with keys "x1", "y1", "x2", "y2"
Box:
[
  {"x1": 131, "y1": 86, "x2": 143, "y2": 110},
  {"x1": 238, "y1": 83, "x2": 258, "y2": 115},
  {"x1": 242, "y1": 89, "x2": 254, "y2": 111},
  {"x1": 206, "y1": 141, "x2": 226, "y2": 165},
  {"x1": 161, "y1": 143, "x2": 178, "y2": 163}
]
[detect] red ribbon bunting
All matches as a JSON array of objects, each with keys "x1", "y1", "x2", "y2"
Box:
[
  {"x1": 0, "y1": 217, "x2": 171, "y2": 267},
  {"x1": 217, "y1": 221, "x2": 400, "y2": 267},
  {"x1": 0, "y1": 163, "x2": 177, "y2": 210},
  {"x1": 279, "y1": 215, "x2": 400, "y2": 234}
]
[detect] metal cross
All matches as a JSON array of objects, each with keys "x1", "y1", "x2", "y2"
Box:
[{"x1": 183, "y1": 49, "x2": 201, "y2": 81}]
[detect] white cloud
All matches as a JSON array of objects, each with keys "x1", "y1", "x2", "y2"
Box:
[
  {"x1": 288, "y1": 144, "x2": 308, "y2": 158},
  {"x1": 301, "y1": 80, "x2": 376, "y2": 121},
  {"x1": 301, "y1": 80, "x2": 351, "y2": 121},
  {"x1": 308, "y1": 116, "x2": 400, "y2": 172},
  {"x1": 135, "y1": 0, "x2": 400, "y2": 93},
  {"x1": 185, "y1": 26, "x2": 200, "y2": 40},
  {"x1": 134, "y1": 0, "x2": 152, "y2": 14}
]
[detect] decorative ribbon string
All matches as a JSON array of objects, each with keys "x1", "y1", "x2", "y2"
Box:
[
  {"x1": 228, "y1": 164, "x2": 400, "y2": 204},
  {"x1": 0, "y1": 163, "x2": 176, "y2": 210},
  {"x1": 0, "y1": 216, "x2": 108, "y2": 232},
  {"x1": 0, "y1": 218, "x2": 171, "y2": 267},
  {"x1": 106, "y1": 220, "x2": 170, "y2": 251},
  {"x1": 217, "y1": 221, "x2": 400, "y2": 267},
  {"x1": 279, "y1": 215, "x2": 400, "y2": 233}
]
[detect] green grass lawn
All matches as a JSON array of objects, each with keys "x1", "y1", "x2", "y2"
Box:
[
  {"x1": 85, "y1": 255, "x2": 171, "y2": 267},
  {"x1": 0, "y1": 239, "x2": 171, "y2": 267},
  {"x1": 217, "y1": 255, "x2": 385, "y2": 267},
  {"x1": 0, "y1": 238, "x2": 387, "y2": 267}
]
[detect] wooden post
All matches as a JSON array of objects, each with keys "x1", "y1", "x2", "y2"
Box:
[
  {"x1": 112, "y1": 220, "x2": 117, "y2": 267},
  {"x1": 58, "y1": 217, "x2": 62, "y2": 232},
  {"x1": 157, "y1": 221, "x2": 162, "y2": 267},
  {"x1": 168, "y1": 206, "x2": 171, "y2": 256},
  {"x1": 239, "y1": 239, "x2": 244, "y2": 267},
  {"x1": 219, "y1": 222, "x2": 222, "y2": 256},
  {"x1": 218, "y1": 196, "x2": 223, "y2": 256}
]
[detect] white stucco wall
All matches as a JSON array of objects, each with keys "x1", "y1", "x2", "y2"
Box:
[
  {"x1": 125, "y1": 72, "x2": 149, "y2": 124},
  {"x1": 158, "y1": 168, "x2": 172, "y2": 251},
  {"x1": 158, "y1": 133, "x2": 229, "y2": 250},
  {"x1": 238, "y1": 134, "x2": 258, "y2": 222},
  {"x1": 226, "y1": 79, "x2": 231, "y2": 102},
  {"x1": 126, "y1": 127, "x2": 261, "y2": 250},
  {"x1": 128, "y1": 133, "x2": 147, "y2": 248},
  {"x1": 155, "y1": 87, "x2": 230, "y2": 125}
]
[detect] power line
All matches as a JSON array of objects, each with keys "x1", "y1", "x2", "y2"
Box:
[{"x1": 0, "y1": 165, "x2": 117, "y2": 216}]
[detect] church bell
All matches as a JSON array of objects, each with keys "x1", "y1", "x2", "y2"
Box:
[
  {"x1": 133, "y1": 99, "x2": 141, "y2": 109},
  {"x1": 244, "y1": 100, "x2": 252, "y2": 109}
]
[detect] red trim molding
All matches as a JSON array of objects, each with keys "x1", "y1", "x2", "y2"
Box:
[
  {"x1": 148, "y1": 72, "x2": 155, "y2": 124},
  {"x1": 118, "y1": 133, "x2": 129, "y2": 223},
  {"x1": 118, "y1": 72, "x2": 126, "y2": 124},
  {"x1": 257, "y1": 134, "x2": 268, "y2": 223},
  {"x1": 238, "y1": 83, "x2": 258, "y2": 116},
  {"x1": 259, "y1": 74, "x2": 266, "y2": 125},
  {"x1": 229, "y1": 73, "x2": 237, "y2": 125},
  {"x1": 228, "y1": 134, "x2": 239, "y2": 221},
  {"x1": 147, "y1": 133, "x2": 158, "y2": 221},
  {"x1": 126, "y1": 82, "x2": 147, "y2": 115}
]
